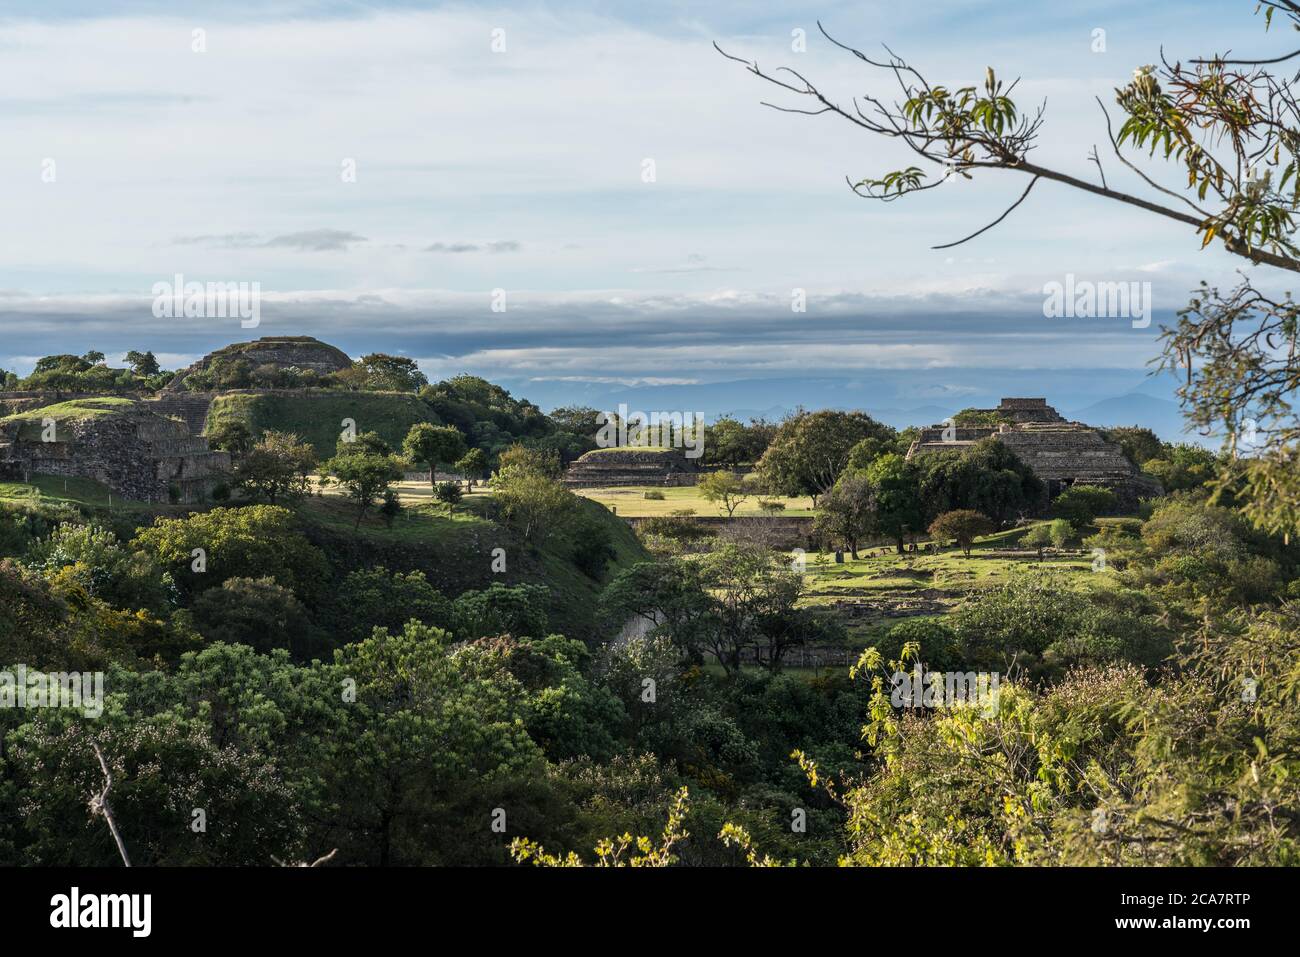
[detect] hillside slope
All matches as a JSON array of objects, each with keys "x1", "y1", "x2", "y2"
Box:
[{"x1": 206, "y1": 391, "x2": 441, "y2": 457}]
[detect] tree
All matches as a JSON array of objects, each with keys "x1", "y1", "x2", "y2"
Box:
[
  {"x1": 403, "y1": 423, "x2": 467, "y2": 487},
  {"x1": 324, "y1": 449, "x2": 403, "y2": 529},
  {"x1": 492, "y1": 469, "x2": 573, "y2": 545},
  {"x1": 124, "y1": 350, "x2": 160, "y2": 378},
  {"x1": 547, "y1": 406, "x2": 604, "y2": 438},
  {"x1": 813, "y1": 473, "x2": 875, "y2": 558},
  {"x1": 334, "y1": 566, "x2": 451, "y2": 644},
  {"x1": 1141, "y1": 444, "x2": 1220, "y2": 493},
  {"x1": 928, "y1": 509, "x2": 994, "y2": 557},
  {"x1": 1048, "y1": 518, "x2": 1074, "y2": 550},
  {"x1": 132, "y1": 505, "x2": 329, "y2": 599},
  {"x1": 496, "y1": 443, "x2": 561, "y2": 479},
  {"x1": 207, "y1": 420, "x2": 254, "y2": 458},
  {"x1": 704, "y1": 418, "x2": 769, "y2": 468},
  {"x1": 1022, "y1": 524, "x2": 1051, "y2": 559},
  {"x1": 351, "y1": 354, "x2": 428, "y2": 393},
  {"x1": 757, "y1": 410, "x2": 895, "y2": 504},
  {"x1": 721, "y1": 10, "x2": 1300, "y2": 538},
  {"x1": 191, "y1": 576, "x2": 312, "y2": 657},
  {"x1": 233, "y1": 431, "x2": 316, "y2": 504},
  {"x1": 864, "y1": 453, "x2": 923, "y2": 553},
  {"x1": 698, "y1": 470, "x2": 750, "y2": 517},
  {"x1": 915, "y1": 438, "x2": 1044, "y2": 525},
  {"x1": 1054, "y1": 485, "x2": 1119, "y2": 529},
  {"x1": 1103, "y1": 427, "x2": 1164, "y2": 468},
  {"x1": 451, "y1": 582, "x2": 551, "y2": 641},
  {"x1": 843, "y1": 435, "x2": 894, "y2": 474},
  {"x1": 455, "y1": 448, "x2": 488, "y2": 489}
]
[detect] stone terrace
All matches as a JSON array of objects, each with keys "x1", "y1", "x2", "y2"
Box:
[
  {"x1": 564, "y1": 448, "x2": 700, "y2": 488},
  {"x1": 0, "y1": 404, "x2": 230, "y2": 503},
  {"x1": 906, "y1": 398, "x2": 1161, "y2": 507}
]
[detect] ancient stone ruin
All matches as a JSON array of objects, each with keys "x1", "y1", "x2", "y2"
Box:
[
  {"x1": 563, "y1": 447, "x2": 700, "y2": 487},
  {"x1": 906, "y1": 398, "x2": 1162, "y2": 506},
  {"x1": 165, "y1": 335, "x2": 353, "y2": 393},
  {"x1": 0, "y1": 400, "x2": 230, "y2": 503}
]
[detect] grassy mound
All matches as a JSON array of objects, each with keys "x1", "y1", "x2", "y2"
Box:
[
  {"x1": 207, "y1": 391, "x2": 440, "y2": 458},
  {"x1": 0, "y1": 396, "x2": 137, "y2": 423}
]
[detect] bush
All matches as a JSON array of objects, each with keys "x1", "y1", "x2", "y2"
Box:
[
  {"x1": 644, "y1": 490, "x2": 665, "y2": 500},
  {"x1": 1048, "y1": 519, "x2": 1074, "y2": 549},
  {"x1": 1054, "y1": 485, "x2": 1119, "y2": 529},
  {"x1": 757, "y1": 499, "x2": 786, "y2": 513},
  {"x1": 434, "y1": 481, "x2": 463, "y2": 507},
  {"x1": 879, "y1": 618, "x2": 961, "y2": 671},
  {"x1": 639, "y1": 515, "x2": 714, "y2": 542},
  {"x1": 1022, "y1": 525, "x2": 1051, "y2": 548}
]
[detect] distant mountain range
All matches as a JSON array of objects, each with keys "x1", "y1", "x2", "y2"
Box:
[{"x1": 501, "y1": 368, "x2": 1215, "y2": 446}]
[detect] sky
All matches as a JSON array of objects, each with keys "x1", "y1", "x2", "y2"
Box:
[{"x1": 0, "y1": 0, "x2": 1285, "y2": 437}]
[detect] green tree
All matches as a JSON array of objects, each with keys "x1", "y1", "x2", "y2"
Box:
[
  {"x1": 233, "y1": 430, "x2": 317, "y2": 504},
  {"x1": 1054, "y1": 485, "x2": 1119, "y2": 529},
  {"x1": 865, "y1": 453, "x2": 923, "y2": 553},
  {"x1": 124, "y1": 350, "x2": 161, "y2": 378},
  {"x1": 324, "y1": 449, "x2": 404, "y2": 529},
  {"x1": 350, "y1": 353, "x2": 428, "y2": 392},
  {"x1": 206, "y1": 419, "x2": 254, "y2": 458},
  {"x1": 928, "y1": 509, "x2": 994, "y2": 557},
  {"x1": 698, "y1": 469, "x2": 750, "y2": 517},
  {"x1": 132, "y1": 506, "x2": 329, "y2": 599},
  {"x1": 455, "y1": 448, "x2": 488, "y2": 489},
  {"x1": 1048, "y1": 518, "x2": 1075, "y2": 549},
  {"x1": 403, "y1": 423, "x2": 467, "y2": 487},
  {"x1": 757, "y1": 410, "x2": 895, "y2": 504},
  {"x1": 1103, "y1": 427, "x2": 1164, "y2": 467},
  {"x1": 492, "y1": 469, "x2": 573, "y2": 545},
  {"x1": 191, "y1": 576, "x2": 313, "y2": 657},
  {"x1": 813, "y1": 473, "x2": 875, "y2": 558}
]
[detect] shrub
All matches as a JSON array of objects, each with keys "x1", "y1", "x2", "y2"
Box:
[
  {"x1": 1054, "y1": 485, "x2": 1119, "y2": 529},
  {"x1": 434, "y1": 481, "x2": 463, "y2": 507},
  {"x1": 1048, "y1": 518, "x2": 1074, "y2": 549},
  {"x1": 1022, "y1": 525, "x2": 1051, "y2": 548},
  {"x1": 644, "y1": 490, "x2": 665, "y2": 500}
]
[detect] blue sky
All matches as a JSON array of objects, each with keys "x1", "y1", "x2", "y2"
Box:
[{"x1": 0, "y1": 1, "x2": 1283, "y2": 436}]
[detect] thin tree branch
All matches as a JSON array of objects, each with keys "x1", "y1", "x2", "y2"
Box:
[
  {"x1": 89, "y1": 742, "x2": 132, "y2": 868},
  {"x1": 932, "y1": 175, "x2": 1041, "y2": 249}
]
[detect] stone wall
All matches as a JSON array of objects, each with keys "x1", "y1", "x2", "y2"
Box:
[
  {"x1": 0, "y1": 408, "x2": 230, "y2": 503},
  {"x1": 564, "y1": 448, "x2": 700, "y2": 487}
]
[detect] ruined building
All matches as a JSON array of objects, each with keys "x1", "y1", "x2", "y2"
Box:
[
  {"x1": 563, "y1": 447, "x2": 700, "y2": 488},
  {"x1": 906, "y1": 398, "x2": 1162, "y2": 506},
  {"x1": 0, "y1": 400, "x2": 230, "y2": 503}
]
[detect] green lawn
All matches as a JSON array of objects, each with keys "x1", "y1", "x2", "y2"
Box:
[
  {"x1": 575, "y1": 484, "x2": 814, "y2": 517},
  {"x1": 0, "y1": 473, "x2": 132, "y2": 508},
  {"x1": 795, "y1": 521, "x2": 1114, "y2": 648}
]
